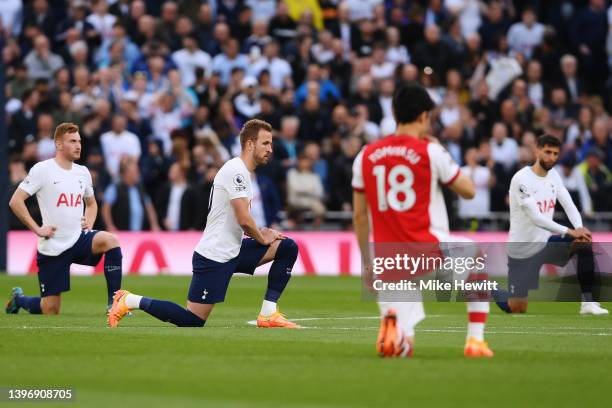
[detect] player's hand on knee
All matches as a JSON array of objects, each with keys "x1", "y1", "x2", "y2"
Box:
[
  {"x1": 37, "y1": 225, "x2": 57, "y2": 239},
  {"x1": 576, "y1": 227, "x2": 592, "y2": 242},
  {"x1": 260, "y1": 227, "x2": 282, "y2": 244},
  {"x1": 568, "y1": 228, "x2": 591, "y2": 242},
  {"x1": 80, "y1": 217, "x2": 92, "y2": 231}
]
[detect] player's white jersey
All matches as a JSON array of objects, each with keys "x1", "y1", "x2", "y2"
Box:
[
  {"x1": 508, "y1": 166, "x2": 576, "y2": 258},
  {"x1": 195, "y1": 157, "x2": 253, "y2": 262},
  {"x1": 18, "y1": 159, "x2": 94, "y2": 256}
]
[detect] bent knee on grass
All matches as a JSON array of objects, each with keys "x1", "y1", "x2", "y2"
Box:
[
  {"x1": 187, "y1": 301, "x2": 214, "y2": 321},
  {"x1": 508, "y1": 298, "x2": 529, "y2": 313},
  {"x1": 41, "y1": 297, "x2": 61, "y2": 315}
]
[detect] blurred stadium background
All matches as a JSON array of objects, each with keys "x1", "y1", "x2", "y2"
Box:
[{"x1": 1, "y1": 0, "x2": 611, "y2": 273}]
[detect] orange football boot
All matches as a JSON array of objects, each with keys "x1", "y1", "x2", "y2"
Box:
[
  {"x1": 107, "y1": 289, "x2": 131, "y2": 328},
  {"x1": 256, "y1": 310, "x2": 301, "y2": 328},
  {"x1": 377, "y1": 309, "x2": 399, "y2": 357},
  {"x1": 464, "y1": 337, "x2": 494, "y2": 358}
]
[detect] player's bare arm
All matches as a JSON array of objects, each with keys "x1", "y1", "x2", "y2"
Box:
[
  {"x1": 100, "y1": 201, "x2": 118, "y2": 232},
  {"x1": 353, "y1": 190, "x2": 375, "y2": 292},
  {"x1": 82, "y1": 195, "x2": 97, "y2": 231},
  {"x1": 231, "y1": 197, "x2": 277, "y2": 245},
  {"x1": 447, "y1": 173, "x2": 476, "y2": 199},
  {"x1": 352, "y1": 191, "x2": 370, "y2": 267},
  {"x1": 9, "y1": 188, "x2": 56, "y2": 238}
]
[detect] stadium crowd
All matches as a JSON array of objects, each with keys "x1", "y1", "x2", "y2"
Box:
[{"x1": 2, "y1": 0, "x2": 612, "y2": 231}]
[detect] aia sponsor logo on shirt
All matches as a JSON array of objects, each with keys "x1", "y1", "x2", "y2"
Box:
[
  {"x1": 56, "y1": 193, "x2": 83, "y2": 207},
  {"x1": 537, "y1": 199, "x2": 555, "y2": 214}
]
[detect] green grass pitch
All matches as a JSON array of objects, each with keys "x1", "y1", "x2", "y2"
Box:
[{"x1": 1, "y1": 275, "x2": 611, "y2": 408}]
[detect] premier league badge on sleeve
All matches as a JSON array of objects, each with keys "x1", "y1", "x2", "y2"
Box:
[{"x1": 233, "y1": 174, "x2": 247, "y2": 191}]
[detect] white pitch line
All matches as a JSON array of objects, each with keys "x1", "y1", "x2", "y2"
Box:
[
  {"x1": 246, "y1": 315, "x2": 612, "y2": 336},
  {"x1": 3, "y1": 325, "x2": 612, "y2": 337}
]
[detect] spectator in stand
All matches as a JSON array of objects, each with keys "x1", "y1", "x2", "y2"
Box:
[
  {"x1": 102, "y1": 157, "x2": 161, "y2": 232},
  {"x1": 556, "y1": 155, "x2": 594, "y2": 216},
  {"x1": 548, "y1": 87, "x2": 579, "y2": 128},
  {"x1": 8, "y1": 156, "x2": 41, "y2": 230},
  {"x1": 507, "y1": 6, "x2": 544, "y2": 59},
  {"x1": 412, "y1": 24, "x2": 455, "y2": 78},
  {"x1": 566, "y1": 106, "x2": 594, "y2": 149},
  {"x1": 24, "y1": 34, "x2": 65, "y2": 81},
  {"x1": 0, "y1": 0, "x2": 23, "y2": 38},
  {"x1": 570, "y1": 0, "x2": 608, "y2": 95},
  {"x1": 22, "y1": 0, "x2": 58, "y2": 42},
  {"x1": 234, "y1": 76, "x2": 262, "y2": 121},
  {"x1": 286, "y1": 153, "x2": 326, "y2": 228},
  {"x1": 559, "y1": 54, "x2": 584, "y2": 104},
  {"x1": 251, "y1": 173, "x2": 283, "y2": 228},
  {"x1": 458, "y1": 147, "x2": 492, "y2": 223},
  {"x1": 96, "y1": 22, "x2": 141, "y2": 71},
  {"x1": 577, "y1": 147, "x2": 612, "y2": 211},
  {"x1": 295, "y1": 63, "x2": 341, "y2": 107},
  {"x1": 370, "y1": 43, "x2": 396, "y2": 81},
  {"x1": 490, "y1": 122, "x2": 518, "y2": 172},
  {"x1": 9, "y1": 88, "x2": 40, "y2": 153},
  {"x1": 154, "y1": 163, "x2": 200, "y2": 231},
  {"x1": 275, "y1": 115, "x2": 301, "y2": 171},
  {"x1": 577, "y1": 117, "x2": 612, "y2": 170},
  {"x1": 328, "y1": 135, "x2": 362, "y2": 212},
  {"x1": 248, "y1": 39, "x2": 293, "y2": 90},
  {"x1": 100, "y1": 114, "x2": 142, "y2": 180},
  {"x1": 298, "y1": 95, "x2": 331, "y2": 143},
  {"x1": 385, "y1": 26, "x2": 410, "y2": 65},
  {"x1": 34, "y1": 113, "x2": 55, "y2": 161},
  {"x1": 211, "y1": 38, "x2": 250, "y2": 86},
  {"x1": 478, "y1": 0, "x2": 510, "y2": 51},
  {"x1": 526, "y1": 60, "x2": 545, "y2": 109},
  {"x1": 171, "y1": 34, "x2": 211, "y2": 88},
  {"x1": 86, "y1": 0, "x2": 117, "y2": 41},
  {"x1": 311, "y1": 30, "x2": 335, "y2": 65}
]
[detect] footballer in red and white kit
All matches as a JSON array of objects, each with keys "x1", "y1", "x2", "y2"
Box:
[
  {"x1": 352, "y1": 83, "x2": 493, "y2": 358},
  {"x1": 6, "y1": 123, "x2": 123, "y2": 316},
  {"x1": 352, "y1": 134, "x2": 460, "y2": 244}
]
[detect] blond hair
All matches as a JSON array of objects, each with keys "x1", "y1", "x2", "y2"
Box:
[{"x1": 53, "y1": 122, "x2": 80, "y2": 142}]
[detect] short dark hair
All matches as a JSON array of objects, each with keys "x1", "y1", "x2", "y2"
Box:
[
  {"x1": 392, "y1": 82, "x2": 435, "y2": 124},
  {"x1": 239, "y1": 119, "x2": 272, "y2": 148},
  {"x1": 537, "y1": 134, "x2": 561, "y2": 149}
]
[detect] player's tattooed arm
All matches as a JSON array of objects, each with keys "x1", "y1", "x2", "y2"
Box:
[{"x1": 9, "y1": 188, "x2": 56, "y2": 238}]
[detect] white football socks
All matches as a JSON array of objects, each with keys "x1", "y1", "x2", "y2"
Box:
[
  {"x1": 261, "y1": 300, "x2": 277, "y2": 316},
  {"x1": 467, "y1": 301, "x2": 489, "y2": 341},
  {"x1": 124, "y1": 294, "x2": 143, "y2": 309},
  {"x1": 467, "y1": 323, "x2": 485, "y2": 341}
]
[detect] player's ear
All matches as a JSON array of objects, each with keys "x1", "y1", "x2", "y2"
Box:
[{"x1": 418, "y1": 111, "x2": 428, "y2": 124}]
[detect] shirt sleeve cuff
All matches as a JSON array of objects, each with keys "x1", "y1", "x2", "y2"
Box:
[
  {"x1": 17, "y1": 185, "x2": 34, "y2": 196},
  {"x1": 442, "y1": 169, "x2": 461, "y2": 186}
]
